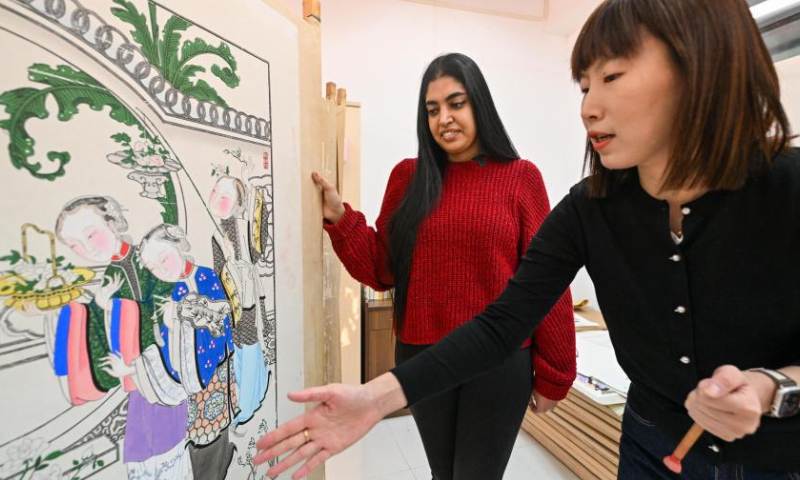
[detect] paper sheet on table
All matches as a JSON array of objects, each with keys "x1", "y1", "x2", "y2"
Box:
[
  {"x1": 576, "y1": 330, "x2": 631, "y2": 395},
  {"x1": 574, "y1": 313, "x2": 600, "y2": 329}
]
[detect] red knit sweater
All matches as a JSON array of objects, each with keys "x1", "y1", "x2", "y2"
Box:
[{"x1": 324, "y1": 157, "x2": 576, "y2": 400}]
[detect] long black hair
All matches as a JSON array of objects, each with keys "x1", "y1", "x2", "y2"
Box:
[{"x1": 388, "y1": 53, "x2": 519, "y2": 329}]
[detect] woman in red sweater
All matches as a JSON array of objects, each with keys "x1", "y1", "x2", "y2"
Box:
[{"x1": 312, "y1": 53, "x2": 574, "y2": 480}]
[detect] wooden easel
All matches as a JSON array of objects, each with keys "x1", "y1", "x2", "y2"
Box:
[
  {"x1": 254, "y1": 2, "x2": 360, "y2": 476},
  {"x1": 320, "y1": 81, "x2": 348, "y2": 386}
]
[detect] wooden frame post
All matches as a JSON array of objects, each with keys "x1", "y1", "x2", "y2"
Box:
[{"x1": 303, "y1": 0, "x2": 321, "y2": 22}]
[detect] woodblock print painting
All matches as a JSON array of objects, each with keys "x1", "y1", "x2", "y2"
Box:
[{"x1": 0, "y1": 0, "x2": 291, "y2": 478}]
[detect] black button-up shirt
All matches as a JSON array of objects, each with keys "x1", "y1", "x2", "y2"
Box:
[{"x1": 393, "y1": 148, "x2": 800, "y2": 470}]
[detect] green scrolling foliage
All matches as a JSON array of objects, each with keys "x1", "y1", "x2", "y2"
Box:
[
  {"x1": 0, "y1": 64, "x2": 138, "y2": 181},
  {"x1": 110, "y1": 0, "x2": 240, "y2": 108},
  {"x1": 0, "y1": 64, "x2": 178, "y2": 224}
]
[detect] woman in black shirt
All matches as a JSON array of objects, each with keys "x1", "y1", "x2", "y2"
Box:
[{"x1": 255, "y1": 0, "x2": 800, "y2": 478}]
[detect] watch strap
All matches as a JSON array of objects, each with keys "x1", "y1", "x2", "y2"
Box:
[
  {"x1": 749, "y1": 368, "x2": 799, "y2": 418},
  {"x1": 749, "y1": 368, "x2": 796, "y2": 388}
]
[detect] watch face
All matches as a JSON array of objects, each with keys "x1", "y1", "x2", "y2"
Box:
[{"x1": 778, "y1": 388, "x2": 800, "y2": 417}]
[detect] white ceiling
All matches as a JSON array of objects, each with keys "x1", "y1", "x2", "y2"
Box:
[
  {"x1": 397, "y1": 0, "x2": 605, "y2": 35},
  {"x1": 398, "y1": 0, "x2": 548, "y2": 20},
  {"x1": 279, "y1": 0, "x2": 606, "y2": 36}
]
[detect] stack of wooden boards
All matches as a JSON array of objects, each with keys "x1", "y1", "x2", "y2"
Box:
[
  {"x1": 521, "y1": 306, "x2": 625, "y2": 480},
  {"x1": 522, "y1": 388, "x2": 623, "y2": 480}
]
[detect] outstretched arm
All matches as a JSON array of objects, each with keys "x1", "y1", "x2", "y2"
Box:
[
  {"x1": 253, "y1": 190, "x2": 588, "y2": 478},
  {"x1": 254, "y1": 373, "x2": 406, "y2": 479}
]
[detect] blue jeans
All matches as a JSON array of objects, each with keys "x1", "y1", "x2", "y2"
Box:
[{"x1": 618, "y1": 402, "x2": 800, "y2": 480}]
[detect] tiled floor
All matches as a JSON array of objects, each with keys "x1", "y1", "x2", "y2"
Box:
[{"x1": 325, "y1": 415, "x2": 581, "y2": 480}]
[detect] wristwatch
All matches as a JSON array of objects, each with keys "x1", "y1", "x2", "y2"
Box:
[{"x1": 749, "y1": 368, "x2": 800, "y2": 418}]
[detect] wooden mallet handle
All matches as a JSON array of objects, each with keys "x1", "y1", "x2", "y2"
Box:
[{"x1": 663, "y1": 423, "x2": 704, "y2": 474}]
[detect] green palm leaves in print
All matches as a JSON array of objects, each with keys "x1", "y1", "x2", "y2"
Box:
[
  {"x1": 0, "y1": 64, "x2": 139, "y2": 181},
  {"x1": 111, "y1": 0, "x2": 240, "y2": 108},
  {"x1": 0, "y1": 63, "x2": 179, "y2": 224}
]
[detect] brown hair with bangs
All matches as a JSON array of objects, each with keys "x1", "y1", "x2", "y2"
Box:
[{"x1": 571, "y1": 0, "x2": 793, "y2": 197}]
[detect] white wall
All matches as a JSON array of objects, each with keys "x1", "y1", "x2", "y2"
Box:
[
  {"x1": 776, "y1": 55, "x2": 800, "y2": 146},
  {"x1": 320, "y1": 0, "x2": 583, "y2": 215},
  {"x1": 316, "y1": 0, "x2": 600, "y2": 305},
  {"x1": 275, "y1": 0, "x2": 800, "y2": 336}
]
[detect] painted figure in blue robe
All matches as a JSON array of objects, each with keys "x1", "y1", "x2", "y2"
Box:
[{"x1": 138, "y1": 224, "x2": 237, "y2": 480}]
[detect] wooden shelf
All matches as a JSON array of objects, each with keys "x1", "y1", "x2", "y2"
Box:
[{"x1": 362, "y1": 296, "x2": 408, "y2": 417}]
